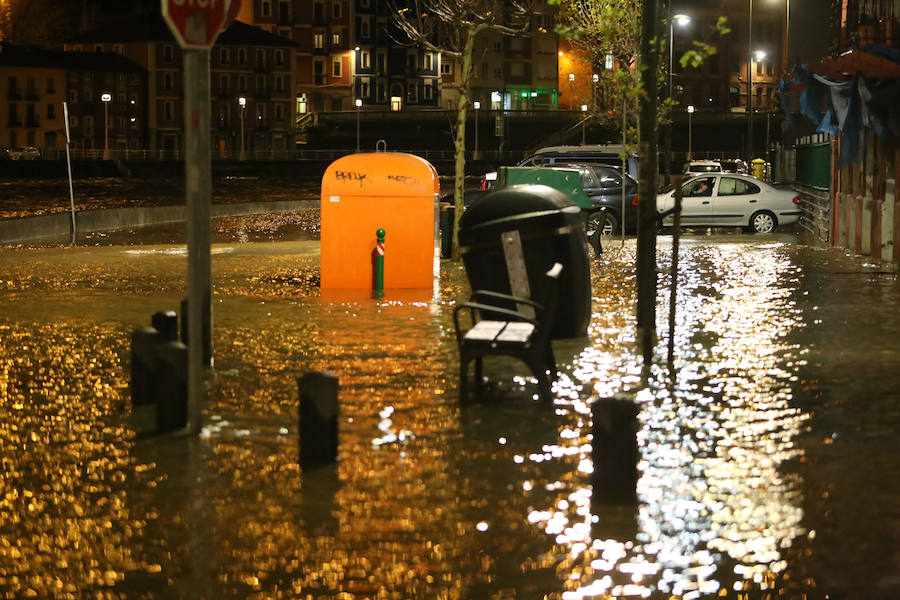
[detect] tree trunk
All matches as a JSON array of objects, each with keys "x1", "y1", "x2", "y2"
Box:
[
  {"x1": 450, "y1": 28, "x2": 478, "y2": 261},
  {"x1": 636, "y1": 0, "x2": 661, "y2": 364}
]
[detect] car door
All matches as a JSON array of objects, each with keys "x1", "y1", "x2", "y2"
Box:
[
  {"x1": 712, "y1": 177, "x2": 762, "y2": 226},
  {"x1": 678, "y1": 176, "x2": 715, "y2": 226}
]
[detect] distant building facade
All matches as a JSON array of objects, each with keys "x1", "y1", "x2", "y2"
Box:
[{"x1": 67, "y1": 16, "x2": 297, "y2": 157}]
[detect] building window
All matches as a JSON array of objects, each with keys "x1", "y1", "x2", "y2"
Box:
[
  {"x1": 332, "y1": 1, "x2": 341, "y2": 19},
  {"x1": 361, "y1": 51, "x2": 371, "y2": 69},
  {"x1": 493, "y1": 41, "x2": 502, "y2": 53},
  {"x1": 256, "y1": 50, "x2": 265, "y2": 69},
  {"x1": 46, "y1": 104, "x2": 55, "y2": 119},
  {"x1": 220, "y1": 48, "x2": 230, "y2": 63},
  {"x1": 360, "y1": 78, "x2": 370, "y2": 97},
  {"x1": 376, "y1": 52, "x2": 386, "y2": 74},
  {"x1": 163, "y1": 101, "x2": 173, "y2": 121},
  {"x1": 262, "y1": 0, "x2": 271, "y2": 17},
  {"x1": 164, "y1": 45, "x2": 174, "y2": 61},
  {"x1": 163, "y1": 73, "x2": 173, "y2": 91},
  {"x1": 274, "y1": 49, "x2": 284, "y2": 65},
  {"x1": 332, "y1": 58, "x2": 341, "y2": 77},
  {"x1": 46, "y1": 78, "x2": 55, "y2": 93},
  {"x1": 377, "y1": 82, "x2": 386, "y2": 101},
  {"x1": 332, "y1": 32, "x2": 341, "y2": 46},
  {"x1": 424, "y1": 53, "x2": 432, "y2": 71},
  {"x1": 239, "y1": 75, "x2": 247, "y2": 91},
  {"x1": 256, "y1": 75, "x2": 265, "y2": 92},
  {"x1": 440, "y1": 62, "x2": 452, "y2": 75},
  {"x1": 275, "y1": 75, "x2": 284, "y2": 92},
  {"x1": 275, "y1": 103, "x2": 284, "y2": 120},
  {"x1": 408, "y1": 83, "x2": 417, "y2": 102},
  {"x1": 256, "y1": 104, "x2": 265, "y2": 123},
  {"x1": 424, "y1": 81, "x2": 433, "y2": 100},
  {"x1": 219, "y1": 74, "x2": 228, "y2": 91},
  {"x1": 360, "y1": 19, "x2": 370, "y2": 39},
  {"x1": 314, "y1": 33, "x2": 324, "y2": 49},
  {"x1": 69, "y1": 89, "x2": 78, "y2": 104},
  {"x1": 360, "y1": 0, "x2": 369, "y2": 7},
  {"x1": 238, "y1": 48, "x2": 247, "y2": 64}
]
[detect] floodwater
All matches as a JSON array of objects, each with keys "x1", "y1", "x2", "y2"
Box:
[{"x1": 0, "y1": 212, "x2": 898, "y2": 599}]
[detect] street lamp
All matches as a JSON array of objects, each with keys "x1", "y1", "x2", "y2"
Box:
[
  {"x1": 101, "y1": 93, "x2": 111, "y2": 160},
  {"x1": 687, "y1": 105, "x2": 694, "y2": 160},
  {"x1": 238, "y1": 96, "x2": 246, "y2": 160},
  {"x1": 748, "y1": 48, "x2": 766, "y2": 161},
  {"x1": 472, "y1": 101, "x2": 480, "y2": 160},
  {"x1": 568, "y1": 73, "x2": 574, "y2": 110},
  {"x1": 355, "y1": 98, "x2": 362, "y2": 153},
  {"x1": 666, "y1": 12, "x2": 690, "y2": 182},
  {"x1": 581, "y1": 104, "x2": 588, "y2": 144}
]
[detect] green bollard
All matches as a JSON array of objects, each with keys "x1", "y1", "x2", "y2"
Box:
[{"x1": 374, "y1": 228, "x2": 385, "y2": 295}]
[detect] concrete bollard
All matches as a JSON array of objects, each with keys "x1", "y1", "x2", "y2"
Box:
[
  {"x1": 180, "y1": 296, "x2": 212, "y2": 366},
  {"x1": 591, "y1": 394, "x2": 639, "y2": 505},
  {"x1": 131, "y1": 326, "x2": 160, "y2": 407},
  {"x1": 298, "y1": 371, "x2": 339, "y2": 469},
  {"x1": 151, "y1": 310, "x2": 179, "y2": 343},
  {"x1": 155, "y1": 341, "x2": 188, "y2": 433}
]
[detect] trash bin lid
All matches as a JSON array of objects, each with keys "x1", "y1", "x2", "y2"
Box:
[{"x1": 458, "y1": 184, "x2": 582, "y2": 248}]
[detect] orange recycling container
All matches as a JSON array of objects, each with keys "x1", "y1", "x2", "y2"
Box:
[{"x1": 320, "y1": 152, "x2": 440, "y2": 290}]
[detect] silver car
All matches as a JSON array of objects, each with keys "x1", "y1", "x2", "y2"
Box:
[{"x1": 657, "y1": 173, "x2": 801, "y2": 234}]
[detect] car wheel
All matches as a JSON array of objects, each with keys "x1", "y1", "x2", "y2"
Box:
[
  {"x1": 749, "y1": 210, "x2": 777, "y2": 234},
  {"x1": 586, "y1": 210, "x2": 618, "y2": 238}
]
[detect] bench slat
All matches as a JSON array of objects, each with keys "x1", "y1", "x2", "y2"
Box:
[
  {"x1": 464, "y1": 320, "x2": 507, "y2": 342},
  {"x1": 495, "y1": 322, "x2": 535, "y2": 343}
]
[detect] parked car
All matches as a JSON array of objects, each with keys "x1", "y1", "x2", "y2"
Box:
[
  {"x1": 479, "y1": 144, "x2": 639, "y2": 192},
  {"x1": 719, "y1": 158, "x2": 748, "y2": 174},
  {"x1": 9, "y1": 146, "x2": 41, "y2": 160},
  {"x1": 657, "y1": 173, "x2": 801, "y2": 233},
  {"x1": 496, "y1": 163, "x2": 638, "y2": 238},
  {"x1": 683, "y1": 159, "x2": 722, "y2": 177}
]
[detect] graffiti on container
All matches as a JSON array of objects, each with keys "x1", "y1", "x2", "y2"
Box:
[
  {"x1": 387, "y1": 174, "x2": 417, "y2": 186},
  {"x1": 335, "y1": 171, "x2": 368, "y2": 186}
]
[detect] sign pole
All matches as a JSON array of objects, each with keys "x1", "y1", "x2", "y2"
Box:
[{"x1": 184, "y1": 47, "x2": 213, "y2": 435}]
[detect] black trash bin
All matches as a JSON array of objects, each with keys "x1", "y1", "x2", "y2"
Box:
[{"x1": 457, "y1": 184, "x2": 591, "y2": 339}]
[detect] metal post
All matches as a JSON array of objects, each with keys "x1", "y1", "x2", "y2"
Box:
[
  {"x1": 568, "y1": 73, "x2": 574, "y2": 110},
  {"x1": 747, "y1": 0, "x2": 754, "y2": 163},
  {"x1": 581, "y1": 104, "x2": 587, "y2": 145},
  {"x1": 355, "y1": 97, "x2": 362, "y2": 152},
  {"x1": 63, "y1": 102, "x2": 76, "y2": 244},
  {"x1": 184, "y1": 48, "x2": 213, "y2": 435},
  {"x1": 374, "y1": 228, "x2": 385, "y2": 296},
  {"x1": 473, "y1": 101, "x2": 480, "y2": 160},
  {"x1": 667, "y1": 176, "x2": 683, "y2": 368},
  {"x1": 101, "y1": 93, "x2": 111, "y2": 160},
  {"x1": 666, "y1": 11, "x2": 673, "y2": 183},
  {"x1": 238, "y1": 96, "x2": 246, "y2": 160},
  {"x1": 687, "y1": 105, "x2": 694, "y2": 160}
]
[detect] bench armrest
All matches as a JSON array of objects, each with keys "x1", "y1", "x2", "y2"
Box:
[{"x1": 470, "y1": 290, "x2": 545, "y2": 312}]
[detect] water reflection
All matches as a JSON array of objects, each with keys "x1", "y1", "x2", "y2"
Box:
[{"x1": 0, "y1": 225, "x2": 894, "y2": 598}]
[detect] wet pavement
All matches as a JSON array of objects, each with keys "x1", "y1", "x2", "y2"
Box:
[{"x1": 0, "y1": 205, "x2": 899, "y2": 599}]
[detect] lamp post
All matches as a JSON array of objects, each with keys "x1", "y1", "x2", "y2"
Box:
[
  {"x1": 748, "y1": 48, "x2": 766, "y2": 162},
  {"x1": 355, "y1": 97, "x2": 362, "y2": 152},
  {"x1": 687, "y1": 105, "x2": 694, "y2": 160},
  {"x1": 473, "y1": 100, "x2": 480, "y2": 160},
  {"x1": 238, "y1": 96, "x2": 246, "y2": 160},
  {"x1": 666, "y1": 13, "x2": 690, "y2": 182},
  {"x1": 568, "y1": 73, "x2": 574, "y2": 110},
  {"x1": 581, "y1": 104, "x2": 588, "y2": 144},
  {"x1": 101, "y1": 93, "x2": 111, "y2": 160}
]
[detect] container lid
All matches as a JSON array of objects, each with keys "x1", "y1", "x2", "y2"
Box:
[
  {"x1": 458, "y1": 184, "x2": 582, "y2": 246},
  {"x1": 321, "y1": 152, "x2": 439, "y2": 198}
]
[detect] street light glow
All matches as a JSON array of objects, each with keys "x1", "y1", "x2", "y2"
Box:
[
  {"x1": 754, "y1": 49, "x2": 767, "y2": 61},
  {"x1": 687, "y1": 105, "x2": 694, "y2": 113},
  {"x1": 473, "y1": 101, "x2": 480, "y2": 110},
  {"x1": 674, "y1": 14, "x2": 691, "y2": 26},
  {"x1": 101, "y1": 93, "x2": 111, "y2": 102},
  {"x1": 238, "y1": 96, "x2": 246, "y2": 107}
]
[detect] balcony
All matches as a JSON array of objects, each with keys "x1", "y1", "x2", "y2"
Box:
[
  {"x1": 25, "y1": 116, "x2": 40, "y2": 128},
  {"x1": 7, "y1": 89, "x2": 22, "y2": 100},
  {"x1": 7, "y1": 116, "x2": 22, "y2": 127}
]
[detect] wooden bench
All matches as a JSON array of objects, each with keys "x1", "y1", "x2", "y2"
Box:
[{"x1": 453, "y1": 263, "x2": 563, "y2": 403}]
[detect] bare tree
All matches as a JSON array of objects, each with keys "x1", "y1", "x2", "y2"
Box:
[{"x1": 391, "y1": 0, "x2": 537, "y2": 260}]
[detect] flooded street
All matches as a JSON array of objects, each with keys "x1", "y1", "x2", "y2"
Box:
[{"x1": 0, "y1": 213, "x2": 898, "y2": 599}]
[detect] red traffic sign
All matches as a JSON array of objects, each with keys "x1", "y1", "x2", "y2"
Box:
[{"x1": 162, "y1": 0, "x2": 232, "y2": 49}]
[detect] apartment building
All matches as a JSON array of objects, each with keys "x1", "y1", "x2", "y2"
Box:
[
  {"x1": 66, "y1": 14, "x2": 297, "y2": 157},
  {"x1": 0, "y1": 42, "x2": 146, "y2": 155}
]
